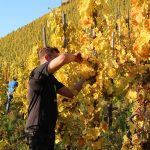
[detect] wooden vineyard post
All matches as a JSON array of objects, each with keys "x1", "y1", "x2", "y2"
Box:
[
  {"x1": 111, "y1": 32, "x2": 115, "y2": 57},
  {"x1": 127, "y1": 9, "x2": 130, "y2": 41},
  {"x1": 62, "y1": 13, "x2": 67, "y2": 48},
  {"x1": 43, "y1": 26, "x2": 47, "y2": 48},
  {"x1": 147, "y1": 4, "x2": 150, "y2": 19},
  {"x1": 116, "y1": 5, "x2": 121, "y2": 44},
  {"x1": 107, "y1": 103, "x2": 113, "y2": 129},
  {"x1": 116, "y1": 7, "x2": 119, "y2": 31}
]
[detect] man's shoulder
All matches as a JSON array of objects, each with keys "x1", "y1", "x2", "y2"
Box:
[
  {"x1": 12, "y1": 80, "x2": 17, "y2": 84},
  {"x1": 33, "y1": 62, "x2": 49, "y2": 72},
  {"x1": 9, "y1": 80, "x2": 14, "y2": 85},
  {"x1": 30, "y1": 62, "x2": 51, "y2": 80}
]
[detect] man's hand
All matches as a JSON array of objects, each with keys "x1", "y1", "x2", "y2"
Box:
[{"x1": 74, "y1": 52, "x2": 83, "y2": 63}]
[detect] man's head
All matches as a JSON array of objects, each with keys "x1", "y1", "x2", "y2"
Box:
[
  {"x1": 38, "y1": 47, "x2": 60, "y2": 64},
  {"x1": 13, "y1": 77, "x2": 17, "y2": 81}
]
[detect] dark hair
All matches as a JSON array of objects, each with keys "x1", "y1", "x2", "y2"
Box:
[
  {"x1": 38, "y1": 47, "x2": 60, "y2": 59},
  {"x1": 13, "y1": 77, "x2": 17, "y2": 81}
]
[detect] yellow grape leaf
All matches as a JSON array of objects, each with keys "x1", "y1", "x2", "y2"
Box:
[
  {"x1": 93, "y1": 93, "x2": 99, "y2": 99},
  {"x1": 58, "y1": 105, "x2": 65, "y2": 112},
  {"x1": 135, "y1": 13, "x2": 144, "y2": 23},
  {"x1": 91, "y1": 137, "x2": 105, "y2": 150},
  {"x1": 126, "y1": 90, "x2": 137, "y2": 103},
  {"x1": 80, "y1": 16, "x2": 94, "y2": 28},
  {"x1": 79, "y1": 0, "x2": 91, "y2": 15},
  {"x1": 123, "y1": 135, "x2": 130, "y2": 145},
  {"x1": 100, "y1": 101, "x2": 108, "y2": 107},
  {"x1": 132, "y1": 134, "x2": 141, "y2": 145},
  {"x1": 80, "y1": 34, "x2": 88, "y2": 44},
  {"x1": 144, "y1": 19, "x2": 150, "y2": 31},
  {"x1": 85, "y1": 127, "x2": 100, "y2": 140},
  {"x1": 55, "y1": 134, "x2": 61, "y2": 144},
  {"x1": 100, "y1": 121, "x2": 108, "y2": 132},
  {"x1": 138, "y1": 43, "x2": 150, "y2": 58},
  {"x1": 107, "y1": 67, "x2": 117, "y2": 78},
  {"x1": 88, "y1": 105, "x2": 94, "y2": 114},
  {"x1": 132, "y1": 145, "x2": 142, "y2": 150},
  {"x1": 95, "y1": 0, "x2": 101, "y2": 6},
  {"x1": 121, "y1": 145, "x2": 130, "y2": 150},
  {"x1": 137, "y1": 121, "x2": 143, "y2": 128},
  {"x1": 78, "y1": 137, "x2": 85, "y2": 147},
  {"x1": 80, "y1": 63, "x2": 96, "y2": 79}
]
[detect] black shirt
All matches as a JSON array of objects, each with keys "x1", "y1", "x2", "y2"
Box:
[{"x1": 26, "y1": 62, "x2": 64, "y2": 133}]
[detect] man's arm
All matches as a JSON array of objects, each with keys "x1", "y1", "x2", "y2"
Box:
[
  {"x1": 48, "y1": 52, "x2": 82, "y2": 74},
  {"x1": 57, "y1": 78, "x2": 85, "y2": 98},
  {"x1": 57, "y1": 86, "x2": 74, "y2": 98}
]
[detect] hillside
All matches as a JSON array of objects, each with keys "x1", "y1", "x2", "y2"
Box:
[{"x1": 0, "y1": 14, "x2": 48, "y2": 62}]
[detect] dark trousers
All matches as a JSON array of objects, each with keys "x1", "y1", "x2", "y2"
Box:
[
  {"x1": 6, "y1": 93, "x2": 13, "y2": 112},
  {"x1": 26, "y1": 131, "x2": 55, "y2": 150}
]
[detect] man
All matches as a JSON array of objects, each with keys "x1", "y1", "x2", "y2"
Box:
[
  {"x1": 6, "y1": 77, "x2": 18, "y2": 112},
  {"x1": 25, "y1": 47, "x2": 86, "y2": 150}
]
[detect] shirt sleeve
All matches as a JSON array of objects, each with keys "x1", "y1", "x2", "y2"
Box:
[
  {"x1": 31, "y1": 62, "x2": 50, "y2": 80},
  {"x1": 53, "y1": 76, "x2": 64, "y2": 91},
  {"x1": 31, "y1": 63, "x2": 64, "y2": 91},
  {"x1": 38, "y1": 62, "x2": 50, "y2": 77},
  {"x1": 15, "y1": 82, "x2": 18, "y2": 87}
]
